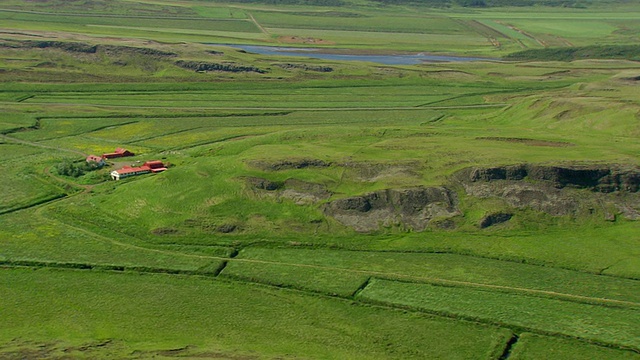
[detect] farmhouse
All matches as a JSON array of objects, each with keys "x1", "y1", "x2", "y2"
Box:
[
  {"x1": 102, "y1": 147, "x2": 134, "y2": 159},
  {"x1": 85, "y1": 155, "x2": 106, "y2": 167},
  {"x1": 110, "y1": 160, "x2": 167, "y2": 180}
]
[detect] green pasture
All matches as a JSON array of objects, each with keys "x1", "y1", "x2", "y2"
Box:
[
  {"x1": 1, "y1": 2, "x2": 640, "y2": 357},
  {"x1": 0, "y1": 0, "x2": 200, "y2": 17},
  {"x1": 0, "y1": 11, "x2": 260, "y2": 33},
  {"x1": 0, "y1": 209, "x2": 222, "y2": 271},
  {"x1": 0, "y1": 156, "x2": 66, "y2": 214},
  {"x1": 0, "y1": 0, "x2": 638, "y2": 56},
  {"x1": 11, "y1": 118, "x2": 137, "y2": 142},
  {"x1": 386, "y1": 221, "x2": 640, "y2": 279},
  {"x1": 252, "y1": 10, "x2": 467, "y2": 34},
  {"x1": 358, "y1": 278, "x2": 640, "y2": 349},
  {"x1": 510, "y1": 333, "x2": 640, "y2": 360},
  {"x1": 0, "y1": 268, "x2": 512, "y2": 359},
  {"x1": 226, "y1": 247, "x2": 640, "y2": 303}
]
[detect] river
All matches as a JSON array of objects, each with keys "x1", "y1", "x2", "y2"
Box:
[{"x1": 208, "y1": 44, "x2": 492, "y2": 65}]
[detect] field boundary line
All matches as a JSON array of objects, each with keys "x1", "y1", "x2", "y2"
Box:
[
  {"x1": 248, "y1": 12, "x2": 269, "y2": 35},
  {"x1": 0, "y1": 134, "x2": 87, "y2": 156},
  {"x1": 3, "y1": 261, "x2": 638, "y2": 355},
  {"x1": 223, "y1": 258, "x2": 640, "y2": 309},
  {"x1": 18, "y1": 204, "x2": 640, "y2": 309},
  {"x1": 15, "y1": 102, "x2": 509, "y2": 111},
  {"x1": 34, "y1": 210, "x2": 640, "y2": 309}
]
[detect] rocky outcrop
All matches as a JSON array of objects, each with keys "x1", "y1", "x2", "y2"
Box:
[
  {"x1": 248, "y1": 158, "x2": 331, "y2": 171},
  {"x1": 175, "y1": 60, "x2": 266, "y2": 73},
  {"x1": 456, "y1": 163, "x2": 640, "y2": 218},
  {"x1": 459, "y1": 164, "x2": 639, "y2": 193},
  {"x1": 15, "y1": 41, "x2": 177, "y2": 57},
  {"x1": 325, "y1": 187, "x2": 460, "y2": 232},
  {"x1": 246, "y1": 176, "x2": 282, "y2": 191},
  {"x1": 275, "y1": 63, "x2": 333, "y2": 72},
  {"x1": 280, "y1": 179, "x2": 332, "y2": 205},
  {"x1": 479, "y1": 212, "x2": 513, "y2": 228},
  {"x1": 245, "y1": 177, "x2": 331, "y2": 205}
]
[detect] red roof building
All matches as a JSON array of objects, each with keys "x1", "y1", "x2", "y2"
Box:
[
  {"x1": 86, "y1": 155, "x2": 106, "y2": 166},
  {"x1": 102, "y1": 148, "x2": 135, "y2": 159},
  {"x1": 110, "y1": 160, "x2": 167, "y2": 180},
  {"x1": 143, "y1": 160, "x2": 167, "y2": 172}
]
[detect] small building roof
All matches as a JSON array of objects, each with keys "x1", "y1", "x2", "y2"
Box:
[
  {"x1": 144, "y1": 160, "x2": 165, "y2": 168},
  {"x1": 113, "y1": 161, "x2": 166, "y2": 175},
  {"x1": 102, "y1": 148, "x2": 135, "y2": 158},
  {"x1": 114, "y1": 165, "x2": 150, "y2": 175},
  {"x1": 86, "y1": 155, "x2": 104, "y2": 163}
]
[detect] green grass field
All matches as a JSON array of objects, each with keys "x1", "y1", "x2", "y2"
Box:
[{"x1": 1, "y1": 0, "x2": 640, "y2": 358}]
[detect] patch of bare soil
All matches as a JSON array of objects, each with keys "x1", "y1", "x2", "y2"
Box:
[
  {"x1": 244, "y1": 177, "x2": 331, "y2": 205},
  {"x1": 131, "y1": 345, "x2": 259, "y2": 359},
  {"x1": 0, "y1": 339, "x2": 122, "y2": 359},
  {"x1": 476, "y1": 136, "x2": 574, "y2": 148},
  {"x1": 151, "y1": 227, "x2": 180, "y2": 235},
  {"x1": 182, "y1": 218, "x2": 240, "y2": 234},
  {"x1": 325, "y1": 187, "x2": 460, "y2": 232},
  {"x1": 278, "y1": 36, "x2": 334, "y2": 45},
  {"x1": 341, "y1": 161, "x2": 421, "y2": 182}
]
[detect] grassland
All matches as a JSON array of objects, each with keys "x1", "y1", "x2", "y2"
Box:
[
  {"x1": 1, "y1": 268, "x2": 512, "y2": 359},
  {"x1": 358, "y1": 278, "x2": 640, "y2": 348},
  {"x1": 1, "y1": 0, "x2": 640, "y2": 358}
]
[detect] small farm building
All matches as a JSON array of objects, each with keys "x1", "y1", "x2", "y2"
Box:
[
  {"x1": 85, "y1": 155, "x2": 106, "y2": 166},
  {"x1": 102, "y1": 148, "x2": 134, "y2": 159},
  {"x1": 111, "y1": 160, "x2": 167, "y2": 180}
]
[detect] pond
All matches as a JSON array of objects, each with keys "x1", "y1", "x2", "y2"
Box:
[{"x1": 208, "y1": 44, "x2": 492, "y2": 65}]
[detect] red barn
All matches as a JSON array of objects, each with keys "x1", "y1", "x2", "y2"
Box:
[
  {"x1": 143, "y1": 160, "x2": 167, "y2": 172},
  {"x1": 102, "y1": 148, "x2": 134, "y2": 159}
]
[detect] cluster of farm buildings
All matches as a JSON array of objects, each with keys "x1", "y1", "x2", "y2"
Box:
[{"x1": 86, "y1": 148, "x2": 167, "y2": 180}]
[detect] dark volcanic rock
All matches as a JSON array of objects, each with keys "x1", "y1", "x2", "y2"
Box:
[
  {"x1": 175, "y1": 60, "x2": 266, "y2": 73},
  {"x1": 249, "y1": 158, "x2": 331, "y2": 171},
  {"x1": 99, "y1": 45, "x2": 176, "y2": 57},
  {"x1": 325, "y1": 187, "x2": 460, "y2": 232},
  {"x1": 21, "y1": 41, "x2": 177, "y2": 57},
  {"x1": 462, "y1": 164, "x2": 639, "y2": 193},
  {"x1": 479, "y1": 212, "x2": 513, "y2": 228},
  {"x1": 29, "y1": 41, "x2": 97, "y2": 53},
  {"x1": 246, "y1": 177, "x2": 282, "y2": 191},
  {"x1": 216, "y1": 224, "x2": 237, "y2": 233},
  {"x1": 331, "y1": 197, "x2": 372, "y2": 212},
  {"x1": 275, "y1": 63, "x2": 333, "y2": 72},
  {"x1": 456, "y1": 163, "x2": 640, "y2": 218}
]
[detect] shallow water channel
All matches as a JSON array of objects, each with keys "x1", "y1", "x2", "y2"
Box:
[{"x1": 208, "y1": 44, "x2": 492, "y2": 65}]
